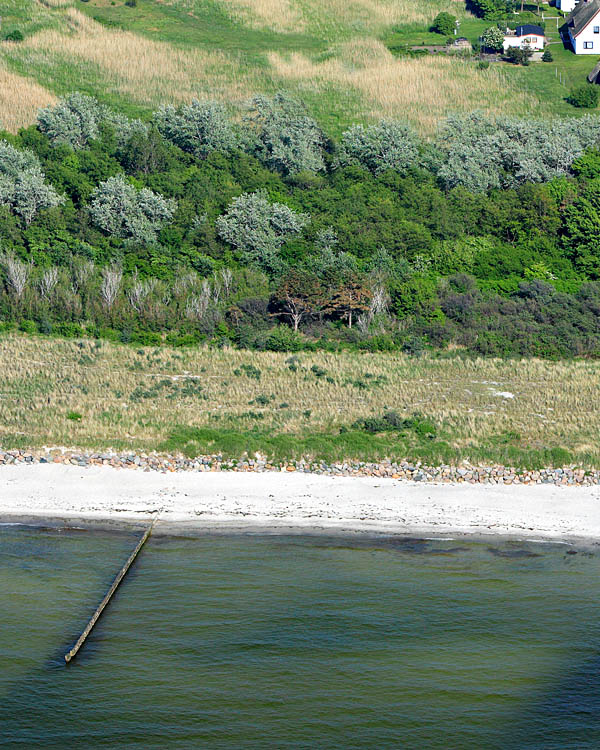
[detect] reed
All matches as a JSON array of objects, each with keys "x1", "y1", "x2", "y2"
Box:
[
  {"x1": 0, "y1": 63, "x2": 55, "y2": 132},
  {"x1": 270, "y1": 40, "x2": 541, "y2": 134},
  {"x1": 18, "y1": 11, "x2": 251, "y2": 106},
  {"x1": 224, "y1": 0, "x2": 469, "y2": 35},
  {"x1": 0, "y1": 335, "x2": 598, "y2": 466}
]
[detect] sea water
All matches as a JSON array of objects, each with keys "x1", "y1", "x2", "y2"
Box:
[{"x1": 1, "y1": 525, "x2": 599, "y2": 749}]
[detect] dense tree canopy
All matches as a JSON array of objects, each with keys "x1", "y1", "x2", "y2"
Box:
[
  {"x1": 337, "y1": 121, "x2": 419, "y2": 175},
  {"x1": 154, "y1": 99, "x2": 238, "y2": 158},
  {"x1": 246, "y1": 93, "x2": 326, "y2": 175},
  {"x1": 1, "y1": 93, "x2": 600, "y2": 358},
  {"x1": 89, "y1": 175, "x2": 176, "y2": 245}
]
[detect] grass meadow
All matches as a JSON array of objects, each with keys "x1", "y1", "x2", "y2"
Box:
[
  {"x1": 0, "y1": 0, "x2": 596, "y2": 134},
  {"x1": 1, "y1": 334, "x2": 599, "y2": 468}
]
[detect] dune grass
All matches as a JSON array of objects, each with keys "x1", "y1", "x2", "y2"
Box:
[
  {"x1": 269, "y1": 39, "x2": 543, "y2": 134},
  {"x1": 219, "y1": 0, "x2": 472, "y2": 36},
  {"x1": 2, "y1": 9, "x2": 254, "y2": 109},
  {"x1": 1, "y1": 334, "x2": 599, "y2": 469},
  {"x1": 0, "y1": 0, "x2": 589, "y2": 135},
  {"x1": 0, "y1": 64, "x2": 56, "y2": 131}
]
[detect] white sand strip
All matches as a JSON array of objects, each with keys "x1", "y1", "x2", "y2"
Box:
[{"x1": 1, "y1": 464, "x2": 600, "y2": 540}]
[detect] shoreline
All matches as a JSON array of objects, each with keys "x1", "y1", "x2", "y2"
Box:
[
  {"x1": 1, "y1": 447, "x2": 599, "y2": 486},
  {"x1": 1, "y1": 464, "x2": 599, "y2": 543}
]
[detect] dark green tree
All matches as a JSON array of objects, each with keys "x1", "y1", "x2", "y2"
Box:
[
  {"x1": 567, "y1": 85, "x2": 599, "y2": 109},
  {"x1": 504, "y1": 46, "x2": 533, "y2": 65},
  {"x1": 431, "y1": 12, "x2": 456, "y2": 35},
  {"x1": 563, "y1": 180, "x2": 600, "y2": 277}
]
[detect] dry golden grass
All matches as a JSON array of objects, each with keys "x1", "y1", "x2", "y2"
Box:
[
  {"x1": 18, "y1": 9, "x2": 252, "y2": 106},
  {"x1": 38, "y1": 0, "x2": 74, "y2": 7},
  {"x1": 0, "y1": 335, "x2": 599, "y2": 464},
  {"x1": 226, "y1": 0, "x2": 303, "y2": 32},
  {"x1": 0, "y1": 63, "x2": 56, "y2": 132},
  {"x1": 0, "y1": 5, "x2": 538, "y2": 134},
  {"x1": 224, "y1": 0, "x2": 469, "y2": 35},
  {"x1": 269, "y1": 39, "x2": 540, "y2": 134}
]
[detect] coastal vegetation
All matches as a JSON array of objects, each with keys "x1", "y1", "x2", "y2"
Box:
[
  {"x1": 1, "y1": 334, "x2": 599, "y2": 469},
  {"x1": 1, "y1": 5, "x2": 600, "y2": 466},
  {"x1": 2, "y1": 93, "x2": 600, "y2": 360},
  {"x1": 0, "y1": 0, "x2": 599, "y2": 137}
]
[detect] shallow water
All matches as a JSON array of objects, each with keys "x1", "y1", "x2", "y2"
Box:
[{"x1": 1, "y1": 525, "x2": 600, "y2": 748}]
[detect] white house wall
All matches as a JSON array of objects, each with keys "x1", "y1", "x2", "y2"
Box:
[
  {"x1": 502, "y1": 34, "x2": 545, "y2": 50},
  {"x1": 559, "y1": 0, "x2": 578, "y2": 12},
  {"x1": 571, "y1": 17, "x2": 600, "y2": 53}
]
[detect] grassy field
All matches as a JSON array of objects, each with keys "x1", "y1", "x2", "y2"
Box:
[
  {"x1": 0, "y1": 0, "x2": 597, "y2": 134},
  {"x1": 2, "y1": 334, "x2": 600, "y2": 468}
]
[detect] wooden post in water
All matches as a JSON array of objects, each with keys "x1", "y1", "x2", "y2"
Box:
[{"x1": 64, "y1": 514, "x2": 160, "y2": 663}]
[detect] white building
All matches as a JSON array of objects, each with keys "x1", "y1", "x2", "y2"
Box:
[
  {"x1": 558, "y1": 0, "x2": 579, "y2": 13},
  {"x1": 503, "y1": 24, "x2": 546, "y2": 51},
  {"x1": 567, "y1": 0, "x2": 600, "y2": 54}
]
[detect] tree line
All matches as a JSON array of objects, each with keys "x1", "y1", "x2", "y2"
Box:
[{"x1": 2, "y1": 92, "x2": 600, "y2": 357}]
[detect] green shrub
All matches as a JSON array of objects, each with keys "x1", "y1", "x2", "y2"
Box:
[
  {"x1": 55, "y1": 322, "x2": 85, "y2": 338},
  {"x1": 431, "y1": 12, "x2": 456, "y2": 35},
  {"x1": 567, "y1": 85, "x2": 599, "y2": 109},
  {"x1": 66, "y1": 411, "x2": 83, "y2": 421},
  {"x1": 130, "y1": 330, "x2": 162, "y2": 346},
  {"x1": 286, "y1": 355, "x2": 300, "y2": 372},
  {"x1": 265, "y1": 325, "x2": 304, "y2": 352},
  {"x1": 238, "y1": 363, "x2": 261, "y2": 380},
  {"x1": 504, "y1": 46, "x2": 533, "y2": 66},
  {"x1": 4, "y1": 30, "x2": 24, "y2": 42},
  {"x1": 19, "y1": 320, "x2": 38, "y2": 334},
  {"x1": 352, "y1": 411, "x2": 437, "y2": 437},
  {"x1": 541, "y1": 48, "x2": 553, "y2": 62},
  {"x1": 251, "y1": 394, "x2": 272, "y2": 406}
]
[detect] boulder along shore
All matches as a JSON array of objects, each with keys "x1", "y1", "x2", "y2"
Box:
[{"x1": 0, "y1": 448, "x2": 598, "y2": 486}]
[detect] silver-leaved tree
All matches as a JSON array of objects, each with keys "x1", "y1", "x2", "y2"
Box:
[
  {"x1": 245, "y1": 93, "x2": 326, "y2": 176},
  {"x1": 337, "y1": 120, "x2": 419, "y2": 175},
  {"x1": 216, "y1": 190, "x2": 309, "y2": 271},
  {"x1": 0, "y1": 141, "x2": 64, "y2": 225},
  {"x1": 153, "y1": 99, "x2": 238, "y2": 158},
  {"x1": 38, "y1": 93, "x2": 147, "y2": 150},
  {"x1": 89, "y1": 175, "x2": 176, "y2": 244}
]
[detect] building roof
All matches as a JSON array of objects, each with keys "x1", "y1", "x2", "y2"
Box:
[
  {"x1": 514, "y1": 24, "x2": 545, "y2": 37},
  {"x1": 567, "y1": 0, "x2": 600, "y2": 38},
  {"x1": 588, "y1": 60, "x2": 600, "y2": 82}
]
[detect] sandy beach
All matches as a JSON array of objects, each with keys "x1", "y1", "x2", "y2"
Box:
[{"x1": 1, "y1": 463, "x2": 599, "y2": 541}]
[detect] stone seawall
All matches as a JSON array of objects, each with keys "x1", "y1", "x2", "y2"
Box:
[{"x1": 0, "y1": 449, "x2": 597, "y2": 486}]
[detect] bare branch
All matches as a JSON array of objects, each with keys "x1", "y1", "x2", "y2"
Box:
[
  {"x1": 220, "y1": 268, "x2": 233, "y2": 298},
  {"x1": 38, "y1": 267, "x2": 59, "y2": 301},
  {"x1": 71, "y1": 259, "x2": 95, "y2": 295},
  {"x1": 0, "y1": 253, "x2": 30, "y2": 299},
  {"x1": 100, "y1": 265, "x2": 122, "y2": 310}
]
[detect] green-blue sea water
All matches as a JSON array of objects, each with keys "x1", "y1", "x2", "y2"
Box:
[{"x1": 1, "y1": 524, "x2": 600, "y2": 749}]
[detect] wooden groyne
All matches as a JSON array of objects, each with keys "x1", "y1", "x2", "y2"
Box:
[{"x1": 64, "y1": 514, "x2": 160, "y2": 663}]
